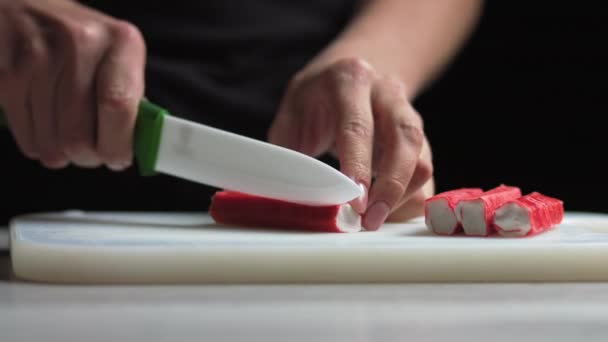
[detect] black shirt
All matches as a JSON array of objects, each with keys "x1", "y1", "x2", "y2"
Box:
[
  {"x1": 84, "y1": 0, "x2": 356, "y2": 138},
  {"x1": 1, "y1": 0, "x2": 356, "y2": 223}
]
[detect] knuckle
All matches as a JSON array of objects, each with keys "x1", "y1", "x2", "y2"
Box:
[
  {"x1": 328, "y1": 57, "x2": 375, "y2": 84},
  {"x1": 383, "y1": 175, "x2": 408, "y2": 199},
  {"x1": 396, "y1": 116, "x2": 424, "y2": 146},
  {"x1": 111, "y1": 21, "x2": 144, "y2": 45},
  {"x1": 75, "y1": 21, "x2": 105, "y2": 44},
  {"x1": 342, "y1": 118, "x2": 373, "y2": 140},
  {"x1": 98, "y1": 85, "x2": 138, "y2": 115},
  {"x1": 63, "y1": 20, "x2": 107, "y2": 50}
]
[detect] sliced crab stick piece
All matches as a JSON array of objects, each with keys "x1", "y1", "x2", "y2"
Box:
[
  {"x1": 425, "y1": 188, "x2": 484, "y2": 235},
  {"x1": 493, "y1": 192, "x2": 564, "y2": 237},
  {"x1": 455, "y1": 185, "x2": 522, "y2": 236},
  {"x1": 209, "y1": 191, "x2": 362, "y2": 233}
]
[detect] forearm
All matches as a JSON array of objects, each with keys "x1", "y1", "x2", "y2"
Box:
[{"x1": 307, "y1": 0, "x2": 483, "y2": 98}]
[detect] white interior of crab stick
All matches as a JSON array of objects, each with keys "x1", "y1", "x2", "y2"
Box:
[
  {"x1": 493, "y1": 203, "x2": 531, "y2": 237},
  {"x1": 456, "y1": 200, "x2": 490, "y2": 236},
  {"x1": 425, "y1": 199, "x2": 459, "y2": 234},
  {"x1": 335, "y1": 204, "x2": 363, "y2": 232}
]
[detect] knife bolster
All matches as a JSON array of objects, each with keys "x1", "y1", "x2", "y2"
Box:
[{"x1": 134, "y1": 100, "x2": 167, "y2": 176}]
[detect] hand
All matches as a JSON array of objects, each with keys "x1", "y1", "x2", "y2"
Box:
[
  {"x1": 0, "y1": 0, "x2": 146, "y2": 170},
  {"x1": 268, "y1": 58, "x2": 434, "y2": 230}
]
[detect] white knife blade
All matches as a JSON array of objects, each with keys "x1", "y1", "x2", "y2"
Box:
[{"x1": 135, "y1": 102, "x2": 363, "y2": 205}]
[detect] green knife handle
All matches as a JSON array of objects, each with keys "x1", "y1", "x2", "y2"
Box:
[
  {"x1": 0, "y1": 100, "x2": 167, "y2": 176},
  {"x1": 134, "y1": 100, "x2": 167, "y2": 176}
]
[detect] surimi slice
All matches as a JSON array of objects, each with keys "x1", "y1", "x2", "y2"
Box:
[
  {"x1": 455, "y1": 185, "x2": 522, "y2": 236},
  {"x1": 425, "y1": 188, "x2": 484, "y2": 235},
  {"x1": 209, "y1": 191, "x2": 362, "y2": 233},
  {"x1": 493, "y1": 192, "x2": 564, "y2": 237}
]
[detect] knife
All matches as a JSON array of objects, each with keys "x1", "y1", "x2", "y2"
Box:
[{"x1": 0, "y1": 101, "x2": 362, "y2": 205}]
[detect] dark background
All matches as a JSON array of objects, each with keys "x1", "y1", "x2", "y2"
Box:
[
  {"x1": 417, "y1": 1, "x2": 607, "y2": 213},
  {"x1": 1, "y1": 1, "x2": 607, "y2": 224}
]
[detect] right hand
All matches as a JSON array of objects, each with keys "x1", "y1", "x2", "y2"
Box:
[{"x1": 0, "y1": 0, "x2": 146, "y2": 170}]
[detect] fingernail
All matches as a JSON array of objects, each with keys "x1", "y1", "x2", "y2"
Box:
[
  {"x1": 68, "y1": 150, "x2": 101, "y2": 168},
  {"x1": 107, "y1": 160, "x2": 132, "y2": 172},
  {"x1": 363, "y1": 201, "x2": 390, "y2": 231},
  {"x1": 42, "y1": 158, "x2": 70, "y2": 170},
  {"x1": 23, "y1": 150, "x2": 40, "y2": 160},
  {"x1": 351, "y1": 183, "x2": 368, "y2": 215}
]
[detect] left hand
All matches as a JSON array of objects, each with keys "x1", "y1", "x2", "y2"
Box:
[{"x1": 268, "y1": 58, "x2": 434, "y2": 230}]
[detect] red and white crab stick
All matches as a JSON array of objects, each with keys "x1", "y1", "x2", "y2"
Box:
[
  {"x1": 209, "y1": 191, "x2": 362, "y2": 233},
  {"x1": 455, "y1": 185, "x2": 522, "y2": 236},
  {"x1": 424, "y1": 188, "x2": 484, "y2": 235},
  {"x1": 493, "y1": 192, "x2": 564, "y2": 237}
]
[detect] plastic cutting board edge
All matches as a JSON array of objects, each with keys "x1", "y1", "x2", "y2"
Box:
[{"x1": 9, "y1": 211, "x2": 608, "y2": 283}]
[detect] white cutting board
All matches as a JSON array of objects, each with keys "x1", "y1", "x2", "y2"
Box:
[{"x1": 9, "y1": 211, "x2": 608, "y2": 283}]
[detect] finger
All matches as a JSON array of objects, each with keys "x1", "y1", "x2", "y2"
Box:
[
  {"x1": 96, "y1": 21, "x2": 145, "y2": 171},
  {"x1": 267, "y1": 78, "x2": 303, "y2": 151},
  {"x1": 273, "y1": 74, "x2": 336, "y2": 157},
  {"x1": 267, "y1": 107, "x2": 304, "y2": 152},
  {"x1": 386, "y1": 178, "x2": 435, "y2": 222},
  {"x1": 29, "y1": 25, "x2": 69, "y2": 169},
  {"x1": 1, "y1": 10, "x2": 45, "y2": 159},
  {"x1": 329, "y1": 58, "x2": 375, "y2": 214},
  {"x1": 393, "y1": 136, "x2": 434, "y2": 209},
  {"x1": 55, "y1": 17, "x2": 108, "y2": 168},
  {"x1": 364, "y1": 78, "x2": 424, "y2": 230}
]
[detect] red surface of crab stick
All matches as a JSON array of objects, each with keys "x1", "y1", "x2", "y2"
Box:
[
  {"x1": 455, "y1": 185, "x2": 522, "y2": 236},
  {"x1": 209, "y1": 191, "x2": 362, "y2": 233},
  {"x1": 493, "y1": 192, "x2": 564, "y2": 237},
  {"x1": 425, "y1": 188, "x2": 484, "y2": 235}
]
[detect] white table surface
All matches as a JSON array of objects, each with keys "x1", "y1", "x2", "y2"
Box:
[{"x1": 2, "y1": 228, "x2": 608, "y2": 342}]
